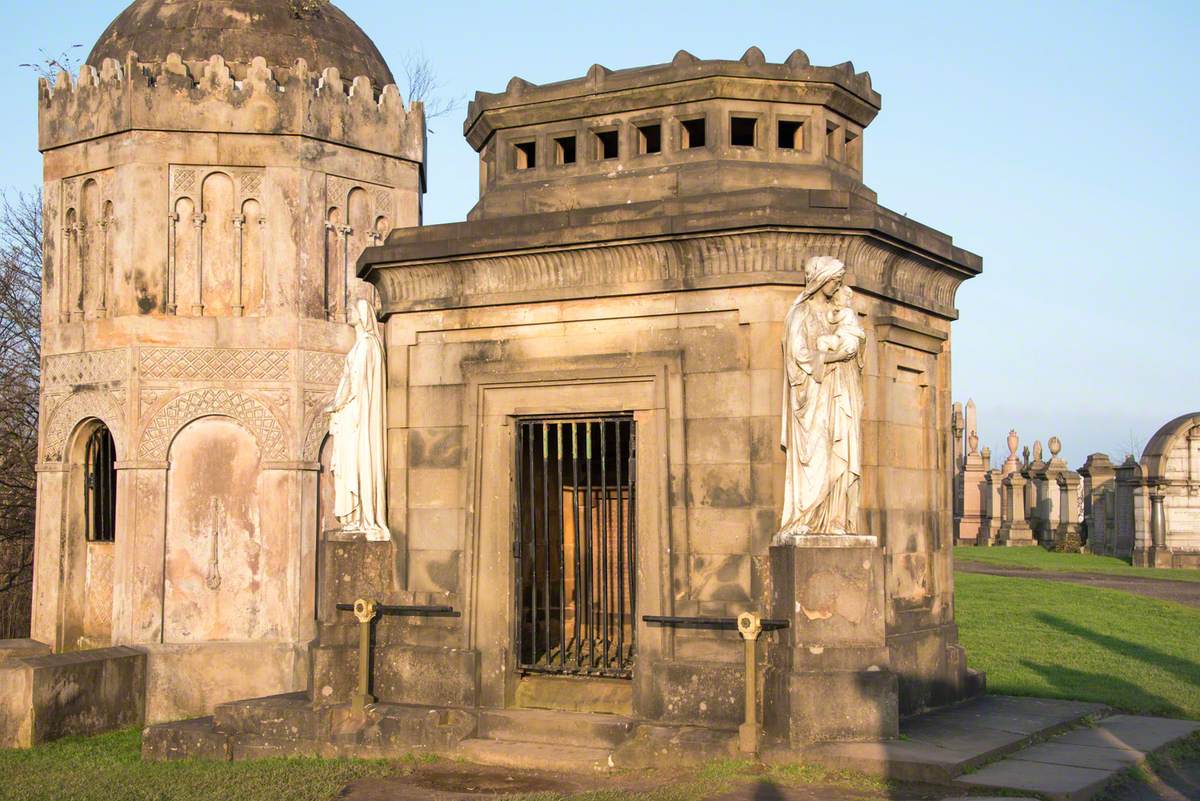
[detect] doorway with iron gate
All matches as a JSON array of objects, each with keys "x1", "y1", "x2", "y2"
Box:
[{"x1": 514, "y1": 416, "x2": 636, "y2": 679}]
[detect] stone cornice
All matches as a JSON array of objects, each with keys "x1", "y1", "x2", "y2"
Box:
[
  {"x1": 362, "y1": 189, "x2": 980, "y2": 320},
  {"x1": 367, "y1": 228, "x2": 967, "y2": 320}
]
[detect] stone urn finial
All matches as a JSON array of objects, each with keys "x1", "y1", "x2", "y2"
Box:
[
  {"x1": 1049, "y1": 436, "x2": 1062, "y2": 458},
  {"x1": 1007, "y1": 429, "x2": 1019, "y2": 458}
]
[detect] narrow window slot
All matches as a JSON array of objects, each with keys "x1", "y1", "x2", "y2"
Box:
[
  {"x1": 681, "y1": 117, "x2": 706, "y2": 149},
  {"x1": 555, "y1": 135, "x2": 577, "y2": 165},
  {"x1": 730, "y1": 116, "x2": 757, "y2": 147},
  {"x1": 595, "y1": 130, "x2": 619, "y2": 160},
  {"x1": 514, "y1": 141, "x2": 537, "y2": 170},
  {"x1": 778, "y1": 119, "x2": 804, "y2": 150},
  {"x1": 637, "y1": 123, "x2": 662, "y2": 154}
]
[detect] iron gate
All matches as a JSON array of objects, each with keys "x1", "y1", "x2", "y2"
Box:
[{"x1": 514, "y1": 416, "x2": 636, "y2": 678}]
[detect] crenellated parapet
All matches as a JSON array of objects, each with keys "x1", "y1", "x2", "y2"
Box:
[
  {"x1": 465, "y1": 46, "x2": 880, "y2": 148},
  {"x1": 38, "y1": 52, "x2": 425, "y2": 164}
]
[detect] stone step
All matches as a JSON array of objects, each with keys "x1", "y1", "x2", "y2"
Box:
[
  {"x1": 477, "y1": 707, "x2": 635, "y2": 748},
  {"x1": 803, "y1": 695, "x2": 1109, "y2": 783},
  {"x1": 458, "y1": 737, "x2": 615, "y2": 772},
  {"x1": 142, "y1": 717, "x2": 231, "y2": 761},
  {"x1": 955, "y1": 714, "x2": 1200, "y2": 801},
  {"x1": 212, "y1": 692, "x2": 330, "y2": 740}
]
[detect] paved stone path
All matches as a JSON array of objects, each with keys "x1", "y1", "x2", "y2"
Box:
[
  {"x1": 955, "y1": 562, "x2": 1200, "y2": 608},
  {"x1": 956, "y1": 714, "x2": 1199, "y2": 801}
]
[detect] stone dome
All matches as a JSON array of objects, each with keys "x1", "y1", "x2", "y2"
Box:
[{"x1": 88, "y1": 0, "x2": 395, "y2": 88}]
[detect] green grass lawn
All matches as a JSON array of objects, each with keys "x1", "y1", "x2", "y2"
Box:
[
  {"x1": 0, "y1": 728, "x2": 393, "y2": 801},
  {"x1": 954, "y1": 545, "x2": 1200, "y2": 583},
  {"x1": 954, "y1": 571, "x2": 1200, "y2": 718}
]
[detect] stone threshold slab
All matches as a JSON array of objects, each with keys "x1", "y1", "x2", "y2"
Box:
[
  {"x1": 955, "y1": 714, "x2": 1200, "y2": 801},
  {"x1": 802, "y1": 695, "x2": 1108, "y2": 783}
]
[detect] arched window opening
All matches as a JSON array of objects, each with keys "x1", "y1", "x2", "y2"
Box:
[{"x1": 84, "y1": 425, "x2": 117, "y2": 542}]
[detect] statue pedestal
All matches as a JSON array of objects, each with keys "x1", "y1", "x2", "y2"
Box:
[{"x1": 764, "y1": 535, "x2": 898, "y2": 746}]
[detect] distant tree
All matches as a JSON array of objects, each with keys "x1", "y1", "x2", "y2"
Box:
[
  {"x1": 402, "y1": 51, "x2": 462, "y2": 131},
  {"x1": 19, "y1": 45, "x2": 83, "y2": 81},
  {"x1": 0, "y1": 190, "x2": 41, "y2": 639}
]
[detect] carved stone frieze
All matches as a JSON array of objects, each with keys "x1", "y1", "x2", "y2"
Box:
[
  {"x1": 138, "y1": 388, "x2": 288, "y2": 460},
  {"x1": 43, "y1": 348, "x2": 129, "y2": 386},
  {"x1": 373, "y1": 230, "x2": 965, "y2": 319},
  {"x1": 139, "y1": 347, "x2": 291, "y2": 381},
  {"x1": 42, "y1": 388, "x2": 127, "y2": 462},
  {"x1": 302, "y1": 351, "x2": 344, "y2": 385}
]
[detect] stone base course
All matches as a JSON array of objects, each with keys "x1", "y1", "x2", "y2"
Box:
[{"x1": 0, "y1": 642, "x2": 145, "y2": 748}]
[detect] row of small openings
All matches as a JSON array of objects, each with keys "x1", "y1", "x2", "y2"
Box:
[{"x1": 511, "y1": 115, "x2": 828, "y2": 171}]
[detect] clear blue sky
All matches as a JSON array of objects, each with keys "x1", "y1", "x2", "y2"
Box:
[{"x1": 3, "y1": 1, "x2": 1197, "y2": 466}]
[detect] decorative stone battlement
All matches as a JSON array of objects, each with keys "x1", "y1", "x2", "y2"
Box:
[
  {"x1": 38, "y1": 52, "x2": 425, "y2": 163},
  {"x1": 461, "y1": 48, "x2": 884, "y2": 219},
  {"x1": 465, "y1": 46, "x2": 880, "y2": 146}
]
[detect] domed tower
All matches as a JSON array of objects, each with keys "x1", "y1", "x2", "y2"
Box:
[{"x1": 32, "y1": 0, "x2": 424, "y2": 721}]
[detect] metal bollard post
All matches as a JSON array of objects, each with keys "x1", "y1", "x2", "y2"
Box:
[
  {"x1": 352, "y1": 598, "x2": 377, "y2": 715},
  {"x1": 737, "y1": 611, "x2": 763, "y2": 754}
]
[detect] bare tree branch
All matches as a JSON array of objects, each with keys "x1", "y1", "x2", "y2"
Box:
[
  {"x1": 19, "y1": 45, "x2": 84, "y2": 81},
  {"x1": 401, "y1": 51, "x2": 462, "y2": 132},
  {"x1": 0, "y1": 188, "x2": 41, "y2": 638}
]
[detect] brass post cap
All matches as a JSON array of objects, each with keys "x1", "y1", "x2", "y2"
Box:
[
  {"x1": 737, "y1": 612, "x2": 762, "y2": 640},
  {"x1": 353, "y1": 598, "x2": 378, "y2": 623}
]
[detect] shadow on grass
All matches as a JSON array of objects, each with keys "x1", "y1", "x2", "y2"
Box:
[
  {"x1": 1035, "y1": 612, "x2": 1200, "y2": 691},
  {"x1": 1019, "y1": 658, "x2": 1187, "y2": 718}
]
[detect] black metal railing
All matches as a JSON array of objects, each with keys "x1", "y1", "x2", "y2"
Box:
[
  {"x1": 643, "y1": 615, "x2": 790, "y2": 631},
  {"x1": 515, "y1": 416, "x2": 636, "y2": 678},
  {"x1": 334, "y1": 603, "x2": 460, "y2": 618}
]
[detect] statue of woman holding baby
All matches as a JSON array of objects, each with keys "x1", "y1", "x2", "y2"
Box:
[{"x1": 776, "y1": 256, "x2": 866, "y2": 541}]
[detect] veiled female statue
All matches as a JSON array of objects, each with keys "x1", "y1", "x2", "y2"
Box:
[
  {"x1": 328, "y1": 298, "x2": 390, "y2": 541},
  {"x1": 776, "y1": 256, "x2": 866, "y2": 540}
]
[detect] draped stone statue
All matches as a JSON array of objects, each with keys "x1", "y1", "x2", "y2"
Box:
[
  {"x1": 775, "y1": 256, "x2": 866, "y2": 542},
  {"x1": 328, "y1": 298, "x2": 390, "y2": 541}
]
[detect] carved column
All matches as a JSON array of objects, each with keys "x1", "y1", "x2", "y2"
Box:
[
  {"x1": 340, "y1": 224, "x2": 353, "y2": 322},
  {"x1": 60, "y1": 225, "x2": 74, "y2": 322},
  {"x1": 231, "y1": 213, "x2": 245, "y2": 317},
  {"x1": 166, "y1": 212, "x2": 178, "y2": 314},
  {"x1": 72, "y1": 223, "x2": 85, "y2": 321},
  {"x1": 1148, "y1": 484, "x2": 1171, "y2": 568},
  {"x1": 97, "y1": 216, "x2": 110, "y2": 316},
  {"x1": 257, "y1": 215, "x2": 267, "y2": 314},
  {"x1": 191, "y1": 213, "x2": 205, "y2": 316}
]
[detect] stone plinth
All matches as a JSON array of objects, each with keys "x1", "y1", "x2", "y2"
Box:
[
  {"x1": 997, "y1": 472, "x2": 1036, "y2": 547},
  {"x1": 1053, "y1": 470, "x2": 1082, "y2": 551},
  {"x1": 765, "y1": 537, "x2": 898, "y2": 745},
  {"x1": 957, "y1": 452, "x2": 988, "y2": 545},
  {"x1": 1079, "y1": 453, "x2": 1116, "y2": 554}
]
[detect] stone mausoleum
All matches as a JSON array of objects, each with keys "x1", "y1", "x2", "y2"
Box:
[{"x1": 3, "y1": 0, "x2": 987, "y2": 760}]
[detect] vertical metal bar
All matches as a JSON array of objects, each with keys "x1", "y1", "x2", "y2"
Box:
[
  {"x1": 615, "y1": 419, "x2": 626, "y2": 669},
  {"x1": 103, "y1": 431, "x2": 113, "y2": 541},
  {"x1": 542, "y1": 422, "x2": 551, "y2": 666},
  {"x1": 600, "y1": 420, "x2": 610, "y2": 669},
  {"x1": 584, "y1": 422, "x2": 594, "y2": 669},
  {"x1": 84, "y1": 431, "x2": 93, "y2": 541},
  {"x1": 629, "y1": 422, "x2": 638, "y2": 662},
  {"x1": 526, "y1": 423, "x2": 537, "y2": 667},
  {"x1": 570, "y1": 422, "x2": 581, "y2": 669},
  {"x1": 556, "y1": 423, "x2": 566, "y2": 669},
  {"x1": 513, "y1": 422, "x2": 525, "y2": 668}
]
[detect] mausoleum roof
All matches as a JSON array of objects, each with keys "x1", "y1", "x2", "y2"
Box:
[{"x1": 89, "y1": 0, "x2": 394, "y2": 88}]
